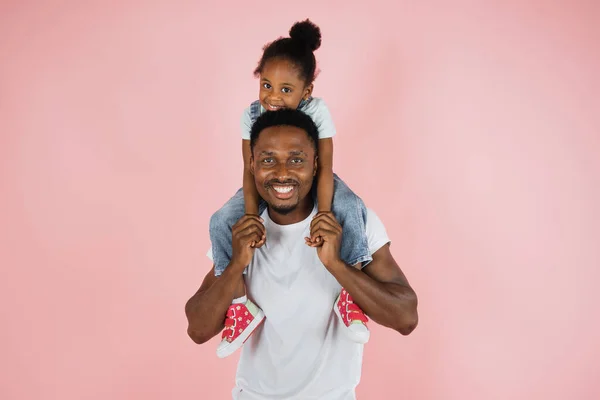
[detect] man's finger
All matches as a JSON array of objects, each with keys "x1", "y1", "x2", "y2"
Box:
[
  {"x1": 314, "y1": 212, "x2": 340, "y2": 228},
  {"x1": 235, "y1": 230, "x2": 264, "y2": 251},
  {"x1": 310, "y1": 217, "x2": 338, "y2": 232},
  {"x1": 232, "y1": 214, "x2": 260, "y2": 228},
  {"x1": 310, "y1": 219, "x2": 341, "y2": 238},
  {"x1": 233, "y1": 214, "x2": 265, "y2": 230},
  {"x1": 310, "y1": 216, "x2": 338, "y2": 243},
  {"x1": 254, "y1": 235, "x2": 267, "y2": 248},
  {"x1": 240, "y1": 231, "x2": 263, "y2": 247},
  {"x1": 236, "y1": 218, "x2": 266, "y2": 233},
  {"x1": 310, "y1": 227, "x2": 338, "y2": 243},
  {"x1": 310, "y1": 212, "x2": 340, "y2": 232},
  {"x1": 235, "y1": 220, "x2": 266, "y2": 237},
  {"x1": 236, "y1": 223, "x2": 264, "y2": 235}
]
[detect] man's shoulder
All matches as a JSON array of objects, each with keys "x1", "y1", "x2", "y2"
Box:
[
  {"x1": 364, "y1": 208, "x2": 390, "y2": 254},
  {"x1": 365, "y1": 207, "x2": 379, "y2": 222},
  {"x1": 364, "y1": 208, "x2": 383, "y2": 230}
]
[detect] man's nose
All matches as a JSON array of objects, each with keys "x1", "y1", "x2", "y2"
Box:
[{"x1": 274, "y1": 162, "x2": 291, "y2": 179}]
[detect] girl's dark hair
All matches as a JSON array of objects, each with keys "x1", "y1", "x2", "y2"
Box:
[{"x1": 253, "y1": 19, "x2": 322, "y2": 84}]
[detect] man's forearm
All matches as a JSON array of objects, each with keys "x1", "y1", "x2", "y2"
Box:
[
  {"x1": 328, "y1": 260, "x2": 418, "y2": 335},
  {"x1": 185, "y1": 265, "x2": 244, "y2": 344}
]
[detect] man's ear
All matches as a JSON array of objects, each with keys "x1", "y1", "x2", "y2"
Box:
[
  {"x1": 303, "y1": 84, "x2": 314, "y2": 100},
  {"x1": 250, "y1": 156, "x2": 255, "y2": 175}
]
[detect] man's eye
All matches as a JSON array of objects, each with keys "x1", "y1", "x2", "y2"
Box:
[
  {"x1": 291, "y1": 158, "x2": 303, "y2": 164},
  {"x1": 262, "y1": 158, "x2": 274, "y2": 164},
  {"x1": 281, "y1": 87, "x2": 291, "y2": 93},
  {"x1": 262, "y1": 83, "x2": 271, "y2": 89}
]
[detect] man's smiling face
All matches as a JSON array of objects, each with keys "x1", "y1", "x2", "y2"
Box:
[{"x1": 251, "y1": 125, "x2": 317, "y2": 218}]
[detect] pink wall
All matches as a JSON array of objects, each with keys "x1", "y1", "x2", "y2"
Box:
[{"x1": 1, "y1": 1, "x2": 599, "y2": 399}]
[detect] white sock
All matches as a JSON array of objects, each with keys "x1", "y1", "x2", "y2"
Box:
[{"x1": 232, "y1": 295, "x2": 247, "y2": 304}]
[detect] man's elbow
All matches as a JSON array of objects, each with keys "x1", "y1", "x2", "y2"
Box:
[
  {"x1": 187, "y1": 326, "x2": 212, "y2": 345},
  {"x1": 397, "y1": 312, "x2": 418, "y2": 335},
  {"x1": 185, "y1": 302, "x2": 213, "y2": 345},
  {"x1": 395, "y1": 298, "x2": 419, "y2": 336}
]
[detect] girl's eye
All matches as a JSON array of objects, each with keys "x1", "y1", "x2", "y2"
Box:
[
  {"x1": 281, "y1": 87, "x2": 292, "y2": 93},
  {"x1": 262, "y1": 83, "x2": 272, "y2": 89}
]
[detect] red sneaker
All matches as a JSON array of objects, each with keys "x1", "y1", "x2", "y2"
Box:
[
  {"x1": 216, "y1": 299, "x2": 265, "y2": 358},
  {"x1": 334, "y1": 288, "x2": 370, "y2": 344}
]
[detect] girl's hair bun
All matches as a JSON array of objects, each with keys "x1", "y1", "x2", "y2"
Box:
[{"x1": 289, "y1": 19, "x2": 321, "y2": 51}]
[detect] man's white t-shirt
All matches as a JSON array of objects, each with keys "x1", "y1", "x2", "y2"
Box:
[
  {"x1": 207, "y1": 207, "x2": 390, "y2": 400},
  {"x1": 240, "y1": 97, "x2": 336, "y2": 140}
]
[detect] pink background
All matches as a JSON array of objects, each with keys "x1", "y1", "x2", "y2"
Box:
[{"x1": 1, "y1": 1, "x2": 599, "y2": 399}]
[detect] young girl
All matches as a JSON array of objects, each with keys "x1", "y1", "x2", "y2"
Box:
[{"x1": 210, "y1": 19, "x2": 372, "y2": 358}]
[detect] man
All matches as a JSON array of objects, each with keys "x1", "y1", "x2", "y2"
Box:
[{"x1": 185, "y1": 109, "x2": 418, "y2": 399}]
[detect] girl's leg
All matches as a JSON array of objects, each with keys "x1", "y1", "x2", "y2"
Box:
[
  {"x1": 209, "y1": 188, "x2": 246, "y2": 276},
  {"x1": 330, "y1": 175, "x2": 372, "y2": 268},
  {"x1": 210, "y1": 189, "x2": 266, "y2": 358},
  {"x1": 329, "y1": 174, "x2": 371, "y2": 344}
]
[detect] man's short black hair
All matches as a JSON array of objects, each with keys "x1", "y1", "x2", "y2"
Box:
[{"x1": 250, "y1": 109, "x2": 319, "y2": 154}]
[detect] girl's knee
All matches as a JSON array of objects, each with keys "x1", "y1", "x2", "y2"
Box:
[{"x1": 209, "y1": 208, "x2": 227, "y2": 231}]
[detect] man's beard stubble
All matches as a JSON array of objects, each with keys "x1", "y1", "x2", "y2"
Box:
[{"x1": 270, "y1": 203, "x2": 297, "y2": 215}]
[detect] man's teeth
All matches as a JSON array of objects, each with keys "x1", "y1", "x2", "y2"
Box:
[{"x1": 273, "y1": 186, "x2": 293, "y2": 193}]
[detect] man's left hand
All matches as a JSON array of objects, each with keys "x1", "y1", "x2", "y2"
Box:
[{"x1": 305, "y1": 211, "x2": 344, "y2": 270}]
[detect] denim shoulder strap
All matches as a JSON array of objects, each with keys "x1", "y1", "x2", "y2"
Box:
[
  {"x1": 249, "y1": 100, "x2": 262, "y2": 124},
  {"x1": 298, "y1": 96, "x2": 313, "y2": 111}
]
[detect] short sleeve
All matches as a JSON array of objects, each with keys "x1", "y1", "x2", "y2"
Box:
[
  {"x1": 365, "y1": 208, "x2": 391, "y2": 255},
  {"x1": 240, "y1": 106, "x2": 253, "y2": 140},
  {"x1": 206, "y1": 247, "x2": 213, "y2": 261},
  {"x1": 301, "y1": 98, "x2": 336, "y2": 139}
]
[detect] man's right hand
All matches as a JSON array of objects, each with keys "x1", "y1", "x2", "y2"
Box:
[{"x1": 230, "y1": 214, "x2": 266, "y2": 271}]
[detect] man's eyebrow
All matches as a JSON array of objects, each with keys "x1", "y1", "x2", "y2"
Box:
[
  {"x1": 258, "y1": 151, "x2": 274, "y2": 156},
  {"x1": 289, "y1": 150, "x2": 308, "y2": 156}
]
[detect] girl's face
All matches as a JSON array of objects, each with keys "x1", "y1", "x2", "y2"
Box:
[{"x1": 259, "y1": 58, "x2": 313, "y2": 111}]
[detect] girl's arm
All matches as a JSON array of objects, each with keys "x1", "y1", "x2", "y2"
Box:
[
  {"x1": 242, "y1": 139, "x2": 260, "y2": 215},
  {"x1": 317, "y1": 138, "x2": 334, "y2": 212}
]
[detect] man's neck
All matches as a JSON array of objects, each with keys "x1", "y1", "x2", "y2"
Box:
[{"x1": 267, "y1": 199, "x2": 315, "y2": 225}]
